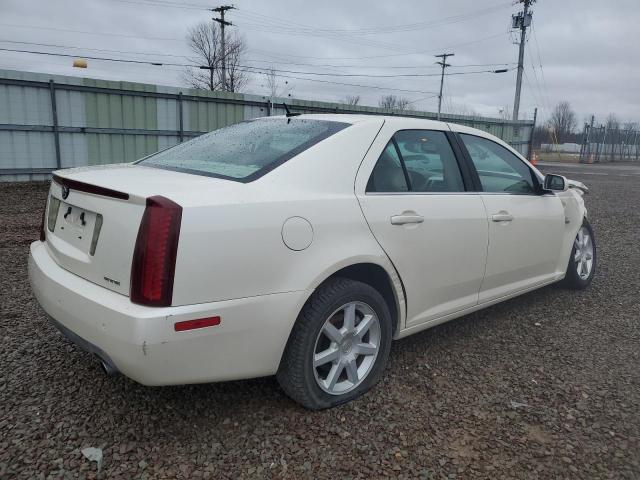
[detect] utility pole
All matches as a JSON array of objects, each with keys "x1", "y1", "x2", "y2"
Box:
[
  {"x1": 212, "y1": 5, "x2": 235, "y2": 91},
  {"x1": 512, "y1": 0, "x2": 535, "y2": 120},
  {"x1": 435, "y1": 53, "x2": 454, "y2": 121}
]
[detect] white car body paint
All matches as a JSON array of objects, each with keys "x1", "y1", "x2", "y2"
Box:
[{"x1": 29, "y1": 114, "x2": 587, "y2": 386}]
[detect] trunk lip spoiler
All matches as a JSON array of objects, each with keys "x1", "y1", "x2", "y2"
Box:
[{"x1": 53, "y1": 174, "x2": 130, "y2": 201}]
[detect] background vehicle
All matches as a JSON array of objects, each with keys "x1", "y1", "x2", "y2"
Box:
[{"x1": 29, "y1": 115, "x2": 595, "y2": 409}]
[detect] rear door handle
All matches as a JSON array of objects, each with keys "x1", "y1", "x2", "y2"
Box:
[
  {"x1": 491, "y1": 211, "x2": 514, "y2": 222},
  {"x1": 390, "y1": 213, "x2": 424, "y2": 225}
]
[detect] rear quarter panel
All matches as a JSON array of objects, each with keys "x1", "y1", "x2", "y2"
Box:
[{"x1": 170, "y1": 119, "x2": 398, "y2": 308}]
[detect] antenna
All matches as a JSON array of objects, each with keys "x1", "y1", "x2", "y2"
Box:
[{"x1": 283, "y1": 103, "x2": 300, "y2": 117}]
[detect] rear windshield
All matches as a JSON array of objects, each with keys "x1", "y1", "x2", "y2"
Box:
[{"x1": 138, "y1": 118, "x2": 349, "y2": 182}]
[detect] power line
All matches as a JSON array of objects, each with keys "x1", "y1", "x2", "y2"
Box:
[
  {"x1": 526, "y1": 41, "x2": 550, "y2": 114},
  {"x1": 239, "y1": 64, "x2": 513, "y2": 78},
  {"x1": 109, "y1": 0, "x2": 210, "y2": 10},
  {"x1": 0, "y1": 47, "x2": 437, "y2": 95},
  {"x1": 0, "y1": 21, "x2": 509, "y2": 62},
  {"x1": 235, "y1": 3, "x2": 511, "y2": 35},
  {"x1": 244, "y1": 57, "x2": 516, "y2": 70},
  {"x1": 247, "y1": 31, "x2": 509, "y2": 61},
  {"x1": 0, "y1": 47, "x2": 185, "y2": 66},
  {"x1": 531, "y1": 21, "x2": 552, "y2": 115},
  {"x1": 405, "y1": 94, "x2": 440, "y2": 106},
  {"x1": 0, "y1": 39, "x2": 516, "y2": 71},
  {"x1": 0, "y1": 46, "x2": 514, "y2": 80},
  {"x1": 231, "y1": 3, "x2": 513, "y2": 55},
  {"x1": 0, "y1": 39, "x2": 190, "y2": 59},
  {"x1": 0, "y1": 22, "x2": 183, "y2": 42}
]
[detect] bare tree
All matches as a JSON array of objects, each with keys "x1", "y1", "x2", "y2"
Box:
[
  {"x1": 264, "y1": 68, "x2": 278, "y2": 99},
  {"x1": 623, "y1": 120, "x2": 639, "y2": 131},
  {"x1": 263, "y1": 67, "x2": 292, "y2": 99},
  {"x1": 532, "y1": 125, "x2": 552, "y2": 149},
  {"x1": 378, "y1": 94, "x2": 409, "y2": 110},
  {"x1": 344, "y1": 95, "x2": 361, "y2": 106},
  {"x1": 606, "y1": 113, "x2": 620, "y2": 131},
  {"x1": 447, "y1": 103, "x2": 478, "y2": 117},
  {"x1": 183, "y1": 21, "x2": 220, "y2": 90},
  {"x1": 547, "y1": 101, "x2": 577, "y2": 143},
  {"x1": 183, "y1": 21, "x2": 248, "y2": 92},
  {"x1": 223, "y1": 32, "x2": 248, "y2": 92}
]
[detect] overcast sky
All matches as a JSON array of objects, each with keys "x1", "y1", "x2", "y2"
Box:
[{"x1": 1, "y1": 0, "x2": 638, "y2": 125}]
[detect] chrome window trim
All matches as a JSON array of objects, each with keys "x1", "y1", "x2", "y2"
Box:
[{"x1": 365, "y1": 191, "x2": 480, "y2": 196}]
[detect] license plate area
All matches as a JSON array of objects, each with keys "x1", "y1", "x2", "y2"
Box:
[{"x1": 54, "y1": 201, "x2": 98, "y2": 254}]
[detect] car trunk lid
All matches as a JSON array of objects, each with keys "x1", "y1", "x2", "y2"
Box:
[{"x1": 43, "y1": 163, "x2": 234, "y2": 297}]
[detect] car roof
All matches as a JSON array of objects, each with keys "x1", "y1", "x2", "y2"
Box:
[
  {"x1": 264, "y1": 113, "x2": 450, "y2": 128},
  {"x1": 262, "y1": 114, "x2": 526, "y2": 162},
  {"x1": 249, "y1": 113, "x2": 539, "y2": 187},
  {"x1": 264, "y1": 113, "x2": 500, "y2": 136}
]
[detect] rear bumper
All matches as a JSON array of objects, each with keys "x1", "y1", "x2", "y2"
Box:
[
  {"x1": 29, "y1": 241, "x2": 310, "y2": 385},
  {"x1": 48, "y1": 314, "x2": 119, "y2": 375}
]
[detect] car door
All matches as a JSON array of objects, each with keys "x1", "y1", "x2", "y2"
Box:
[
  {"x1": 456, "y1": 132, "x2": 565, "y2": 303},
  {"x1": 356, "y1": 125, "x2": 488, "y2": 328}
]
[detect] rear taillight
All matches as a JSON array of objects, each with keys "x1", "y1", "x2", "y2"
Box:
[{"x1": 130, "y1": 196, "x2": 182, "y2": 306}]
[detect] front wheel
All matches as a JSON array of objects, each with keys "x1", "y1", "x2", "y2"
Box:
[
  {"x1": 277, "y1": 278, "x2": 393, "y2": 410},
  {"x1": 562, "y1": 218, "x2": 596, "y2": 289}
]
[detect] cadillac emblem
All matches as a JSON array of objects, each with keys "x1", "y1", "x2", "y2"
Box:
[{"x1": 61, "y1": 185, "x2": 70, "y2": 199}]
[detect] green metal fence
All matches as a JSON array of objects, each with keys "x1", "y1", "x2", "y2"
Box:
[{"x1": 0, "y1": 68, "x2": 535, "y2": 181}]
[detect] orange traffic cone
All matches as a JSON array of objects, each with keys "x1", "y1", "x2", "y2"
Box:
[{"x1": 530, "y1": 152, "x2": 538, "y2": 166}]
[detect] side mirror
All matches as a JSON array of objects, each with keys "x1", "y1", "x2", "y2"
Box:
[{"x1": 543, "y1": 174, "x2": 568, "y2": 192}]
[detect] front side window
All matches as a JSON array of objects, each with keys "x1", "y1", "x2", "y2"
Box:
[
  {"x1": 460, "y1": 134, "x2": 537, "y2": 194},
  {"x1": 138, "y1": 118, "x2": 349, "y2": 182},
  {"x1": 366, "y1": 130, "x2": 465, "y2": 193}
]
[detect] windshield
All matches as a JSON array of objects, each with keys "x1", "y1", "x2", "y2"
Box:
[{"x1": 138, "y1": 118, "x2": 349, "y2": 182}]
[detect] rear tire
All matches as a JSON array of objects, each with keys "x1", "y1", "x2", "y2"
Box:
[
  {"x1": 277, "y1": 277, "x2": 393, "y2": 410},
  {"x1": 561, "y1": 218, "x2": 596, "y2": 289}
]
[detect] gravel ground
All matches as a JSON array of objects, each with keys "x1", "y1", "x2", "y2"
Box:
[{"x1": 1, "y1": 171, "x2": 639, "y2": 479}]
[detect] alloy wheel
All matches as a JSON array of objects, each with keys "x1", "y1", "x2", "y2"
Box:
[
  {"x1": 312, "y1": 301, "x2": 381, "y2": 395},
  {"x1": 574, "y1": 226, "x2": 594, "y2": 280}
]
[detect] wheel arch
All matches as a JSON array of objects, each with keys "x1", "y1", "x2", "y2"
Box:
[{"x1": 302, "y1": 258, "x2": 406, "y2": 337}]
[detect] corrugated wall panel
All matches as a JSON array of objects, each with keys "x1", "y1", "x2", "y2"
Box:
[
  {"x1": 59, "y1": 133, "x2": 88, "y2": 168},
  {"x1": 243, "y1": 103, "x2": 267, "y2": 120},
  {"x1": 0, "y1": 131, "x2": 55, "y2": 168},
  {"x1": 156, "y1": 98, "x2": 179, "y2": 132},
  {"x1": 85, "y1": 133, "x2": 160, "y2": 165},
  {"x1": 157, "y1": 135, "x2": 180, "y2": 151},
  {"x1": 55, "y1": 89, "x2": 85, "y2": 127},
  {"x1": 0, "y1": 84, "x2": 51, "y2": 125}
]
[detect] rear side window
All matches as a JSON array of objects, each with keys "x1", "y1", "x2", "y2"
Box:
[
  {"x1": 367, "y1": 130, "x2": 465, "y2": 193},
  {"x1": 138, "y1": 118, "x2": 349, "y2": 182},
  {"x1": 460, "y1": 134, "x2": 536, "y2": 194},
  {"x1": 366, "y1": 142, "x2": 408, "y2": 192}
]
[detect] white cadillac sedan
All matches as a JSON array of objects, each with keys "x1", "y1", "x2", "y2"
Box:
[{"x1": 29, "y1": 114, "x2": 595, "y2": 409}]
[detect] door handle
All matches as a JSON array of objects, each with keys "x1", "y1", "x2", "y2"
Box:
[
  {"x1": 491, "y1": 211, "x2": 514, "y2": 222},
  {"x1": 390, "y1": 213, "x2": 424, "y2": 225}
]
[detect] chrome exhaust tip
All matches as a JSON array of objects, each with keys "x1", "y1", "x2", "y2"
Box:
[{"x1": 97, "y1": 356, "x2": 118, "y2": 376}]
